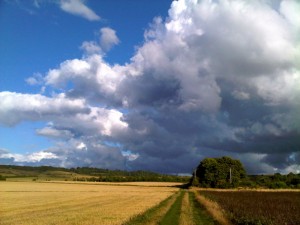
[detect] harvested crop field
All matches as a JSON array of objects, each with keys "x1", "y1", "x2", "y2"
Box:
[
  {"x1": 0, "y1": 181, "x2": 178, "y2": 225},
  {"x1": 4, "y1": 181, "x2": 297, "y2": 225},
  {"x1": 0, "y1": 181, "x2": 219, "y2": 225},
  {"x1": 199, "y1": 189, "x2": 300, "y2": 225}
]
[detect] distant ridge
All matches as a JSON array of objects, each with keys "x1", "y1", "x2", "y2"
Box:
[{"x1": 0, "y1": 165, "x2": 190, "y2": 183}]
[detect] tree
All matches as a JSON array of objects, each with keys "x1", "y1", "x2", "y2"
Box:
[
  {"x1": 196, "y1": 158, "x2": 218, "y2": 187},
  {"x1": 193, "y1": 156, "x2": 246, "y2": 188}
]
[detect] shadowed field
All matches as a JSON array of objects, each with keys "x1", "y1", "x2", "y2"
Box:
[{"x1": 199, "y1": 189, "x2": 300, "y2": 225}]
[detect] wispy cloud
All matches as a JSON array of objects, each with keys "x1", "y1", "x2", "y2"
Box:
[{"x1": 59, "y1": 0, "x2": 100, "y2": 21}]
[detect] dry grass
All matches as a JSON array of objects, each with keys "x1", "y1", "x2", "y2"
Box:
[
  {"x1": 179, "y1": 190, "x2": 195, "y2": 225},
  {"x1": 124, "y1": 191, "x2": 180, "y2": 225},
  {"x1": 108, "y1": 182, "x2": 183, "y2": 187},
  {"x1": 31, "y1": 181, "x2": 183, "y2": 187},
  {"x1": 197, "y1": 187, "x2": 300, "y2": 192},
  {"x1": 0, "y1": 181, "x2": 178, "y2": 225},
  {"x1": 193, "y1": 189, "x2": 232, "y2": 225}
]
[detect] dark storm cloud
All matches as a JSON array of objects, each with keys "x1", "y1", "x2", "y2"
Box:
[
  {"x1": 1, "y1": 0, "x2": 300, "y2": 174},
  {"x1": 118, "y1": 73, "x2": 181, "y2": 107}
]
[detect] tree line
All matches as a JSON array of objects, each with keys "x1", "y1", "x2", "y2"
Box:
[
  {"x1": 1, "y1": 160, "x2": 300, "y2": 188},
  {"x1": 69, "y1": 167, "x2": 190, "y2": 182},
  {"x1": 0, "y1": 165, "x2": 190, "y2": 183},
  {"x1": 190, "y1": 156, "x2": 300, "y2": 189}
]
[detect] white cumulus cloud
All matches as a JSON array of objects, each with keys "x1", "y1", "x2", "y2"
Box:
[
  {"x1": 99, "y1": 27, "x2": 120, "y2": 52},
  {"x1": 1, "y1": 0, "x2": 300, "y2": 174},
  {"x1": 0, "y1": 92, "x2": 89, "y2": 126},
  {"x1": 0, "y1": 151, "x2": 59, "y2": 163}
]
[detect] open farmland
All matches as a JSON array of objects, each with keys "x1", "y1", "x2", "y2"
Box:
[
  {"x1": 199, "y1": 189, "x2": 300, "y2": 225},
  {"x1": 0, "y1": 181, "x2": 220, "y2": 225},
  {"x1": 0, "y1": 181, "x2": 179, "y2": 225},
  {"x1": 2, "y1": 181, "x2": 299, "y2": 225}
]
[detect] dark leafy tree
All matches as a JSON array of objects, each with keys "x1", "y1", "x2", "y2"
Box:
[{"x1": 193, "y1": 156, "x2": 246, "y2": 188}]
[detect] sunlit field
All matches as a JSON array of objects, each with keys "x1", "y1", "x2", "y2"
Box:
[
  {"x1": 2, "y1": 181, "x2": 299, "y2": 225},
  {"x1": 0, "y1": 181, "x2": 178, "y2": 225}
]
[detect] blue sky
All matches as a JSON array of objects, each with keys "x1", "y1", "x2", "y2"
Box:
[
  {"x1": 0, "y1": 0, "x2": 171, "y2": 155},
  {"x1": 0, "y1": 0, "x2": 171, "y2": 92},
  {"x1": 0, "y1": 0, "x2": 300, "y2": 174}
]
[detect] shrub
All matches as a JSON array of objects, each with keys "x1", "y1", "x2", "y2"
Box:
[
  {"x1": 0, "y1": 175, "x2": 6, "y2": 181},
  {"x1": 268, "y1": 181, "x2": 288, "y2": 189}
]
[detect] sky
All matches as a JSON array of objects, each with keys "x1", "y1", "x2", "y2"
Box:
[{"x1": 0, "y1": 0, "x2": 300, "y2": 174}]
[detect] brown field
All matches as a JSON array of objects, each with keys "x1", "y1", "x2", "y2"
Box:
[
  {"x1": 199, "y1": 189, "x2": 300, "y2": 225},
  {"x1": 193, "y1": 190, "x2": 231, "y2": 225},
  {"x1": 0, "y1": 181, "x2": 178, "y2": 225}
]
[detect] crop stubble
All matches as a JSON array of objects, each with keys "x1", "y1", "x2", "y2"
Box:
[
  {"x1": 199, "y1": 190, "x2": 300, "y2": 225},
  {"x1": 0, "y1": 181, "x2": 177, "y2": 225}
]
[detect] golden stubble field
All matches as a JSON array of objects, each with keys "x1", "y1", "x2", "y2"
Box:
[{"x1": 0, "y1": 181, "x2": 180, "y2": 225}]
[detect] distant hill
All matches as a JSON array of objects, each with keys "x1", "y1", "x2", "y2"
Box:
[{"x1": 0, "y1": 165, "x2": 190, "y2": 183}]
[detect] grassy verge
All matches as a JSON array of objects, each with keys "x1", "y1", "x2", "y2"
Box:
[
  {"x1": 159, "y1": 190, "x2": 185, "y2": 225},
  {"x1": 193, "y1": 190, "x2": 231, "y2": 225},
  {"x1": 179, "y1": 190, "x2": 194, "y2": 225},
  {"x1": 189, "y1": 191, "x2": 217, "y2": 225},
  {"x1": 122, "y1": 191, "x2": 180, "y2": 225}
]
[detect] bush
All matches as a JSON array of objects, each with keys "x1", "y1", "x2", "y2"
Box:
[
  {"x1": 0, "y1": 175, "x2": 6, "y2": 181},
  {"x1": 268, "y1": 181, "x2": 288, "y2": 189},
  {"x1": 191, "y1": 176, "x2": 200, "y2": 186},
  {"x1": 239, "y1": 179, "x2": 257, "y2": 188}
]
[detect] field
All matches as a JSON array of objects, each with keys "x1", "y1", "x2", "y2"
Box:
[
  {"x1": 199, "y1": 189, "x2": 300, "y2": 225},
  {"x1": 0, "y1": 181, "x2": 179, "y2": 225},
  {"x1": 0, "y1": 166, "x2": 93, "y2": 182},
  {"x1": 0, "y1": 181, "x2": 219, "y2": 225},
  {"x1": 1, "y1": 181, "x2": 299, "y2": 225},
  {"x1": 0, "y1": 181, "x2": 221, "y2": 225}
]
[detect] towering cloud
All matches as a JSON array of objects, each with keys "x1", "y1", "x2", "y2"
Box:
[{"x1": 1, "y1": 0, "x2": 300, "y2": 174}]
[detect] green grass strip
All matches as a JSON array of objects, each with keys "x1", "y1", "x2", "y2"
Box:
[
  {"x1": 189, "y1": 191, "x2": 218, "y2": 225},
  {"x1": 122, "y1": 192, "x2": 179, "y2": 225},
  {"x1": 159, "y1": 190, "x2": 185, "y2": 225}
]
